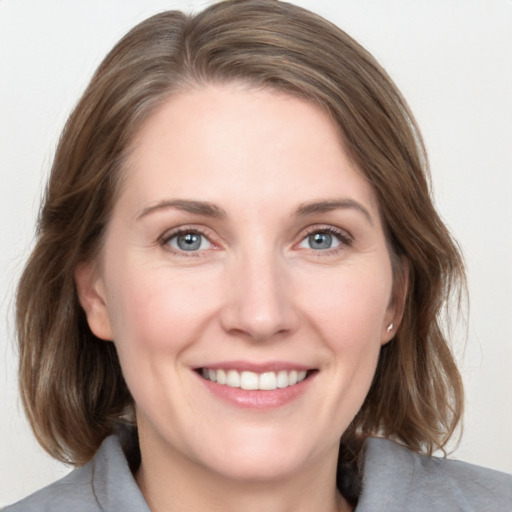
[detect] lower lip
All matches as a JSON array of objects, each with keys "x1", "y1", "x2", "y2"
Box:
[{"x1": 196, "y1": 372, "x2": 315, "y2": 409}]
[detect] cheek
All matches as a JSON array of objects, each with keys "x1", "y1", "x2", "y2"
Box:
[
  {"x1": 301, "y1": 262, "x2": 393, "y2": 340},
  {"x1": 108, "y1": 269, "x2": 216, "y2": 353},
  {"x1": 103, "y1": 268, "x2": 217, "y2": 410}
]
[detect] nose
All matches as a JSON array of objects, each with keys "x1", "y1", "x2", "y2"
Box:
[{"x1": 219, "y1": 248, "x2": 299, "y2": 342}]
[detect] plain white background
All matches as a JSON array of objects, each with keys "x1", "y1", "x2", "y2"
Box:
[{"x1": 1, "y1": 0, "x2": 511, "y2": 506}]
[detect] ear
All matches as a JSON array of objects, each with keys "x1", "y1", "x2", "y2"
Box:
[
  {"x1": 74, "y1": 261, "x2": 114, "y2": 341},
  {"x1": 382, "y1": 256, "x2": 409, "y2": 345}
]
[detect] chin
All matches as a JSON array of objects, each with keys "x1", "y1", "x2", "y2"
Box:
[
  {"x1": 206, "y1": 451, "x2": 309, "y2": 483},
  {"x1": 193, "y1": 425, "x2": 331, "y2": 483}
]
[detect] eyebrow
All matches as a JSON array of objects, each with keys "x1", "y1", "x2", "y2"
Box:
[
  {"x1": 295, "y1": 199, "x2": 374, "y2": 225},
  {"x1": 136, "y1": 199, "x2": 227, "y2": 220},
  {"x1": 136, "y1": 198, "x2": 373, "y2": 225}
]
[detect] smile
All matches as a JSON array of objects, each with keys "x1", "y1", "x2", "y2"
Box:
[{"x1": 200, "y1": 368, "x2": 309, "y2": 391}]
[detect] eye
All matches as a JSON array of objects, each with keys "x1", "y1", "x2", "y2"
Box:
[
  {"x1": 298, "y1": 228, "x2": 349, "y2": 251},
  {"x1": 166, "y1": 231, "x2": 213, "y2": 252}
]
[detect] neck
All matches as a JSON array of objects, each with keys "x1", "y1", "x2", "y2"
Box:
[
  {"x1": 135, "y1": 431, "x2": 352, "y2": 512},
  {"x1": 137, "y1": 467, "x2": 351, "y2": 512}
]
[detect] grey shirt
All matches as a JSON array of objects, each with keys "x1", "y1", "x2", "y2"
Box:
[{"x1": 5, "y1": 431, "x2": 512, "y2": 511}]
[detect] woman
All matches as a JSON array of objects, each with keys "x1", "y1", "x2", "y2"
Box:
[{"x1": 6, "y1": 1, "x2": 511, "y2": 510}]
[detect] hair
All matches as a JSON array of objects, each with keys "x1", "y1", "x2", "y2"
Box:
[{"x1": 16, "y1": 0, "x2": 465, "y2": 495}]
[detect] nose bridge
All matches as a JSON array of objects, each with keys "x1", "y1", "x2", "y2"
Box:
[{"x1": 221, "y1": 241, "x2": 297, "y2": 340}]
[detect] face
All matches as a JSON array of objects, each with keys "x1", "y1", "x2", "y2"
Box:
[{"x1": 77, "y1": 84, "x2": 400, "y2": 484}]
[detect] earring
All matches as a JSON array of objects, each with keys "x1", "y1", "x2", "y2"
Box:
[{"x1": 386, "y1": 322, "x2": 394, "y2": 333}]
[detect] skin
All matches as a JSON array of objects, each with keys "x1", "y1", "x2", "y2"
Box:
[{"x1": 76, "y1": 84, "x2": 404, "y2": 512}]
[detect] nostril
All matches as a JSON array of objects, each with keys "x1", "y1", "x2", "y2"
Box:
[{"x1": 218, "y1": 267, "x2": 299, "y2": 341}]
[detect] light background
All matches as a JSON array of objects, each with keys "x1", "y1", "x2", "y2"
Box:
[{"x1": 1, "y1": 0, "x2": 511, "y2": 506}]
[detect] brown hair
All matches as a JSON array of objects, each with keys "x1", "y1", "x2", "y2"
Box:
[{"x1": 17, "y1": 0, "x2": 464, "y2": 473}]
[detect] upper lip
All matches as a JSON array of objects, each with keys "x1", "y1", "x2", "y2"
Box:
[{"x1": 195, "y1": 361, "x2": 314, "y2": 373}]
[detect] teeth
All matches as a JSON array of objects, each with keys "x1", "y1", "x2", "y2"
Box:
[
  {"x1": 277, "y1": 370, "x2": 289, "y2": 388},
  {"x1": 226, "y1": 370, "x2": 240, "y2": 388},
  {"x1": 240, "y1": 371, "x2": 259, "y2": 390},
  {"x1": 259, "y1": 371, "x2": 277, "y2": 390},
  {"x1": 201, "y1": 368, "x2": 309, "y2": 390},
  {"x1": 217, "y1": 369, "x2": 227, "y2": 385}
]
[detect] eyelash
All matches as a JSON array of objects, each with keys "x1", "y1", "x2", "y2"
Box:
[
  {"x1": 298, "y1": 226, "x2": 353, "y2": 253},
  {"x1": 158, "y1": 225, "x2": 353, "y2": 256},
  {"x1": 159, "y1": 227, "x2": 215, "y2": 257}
]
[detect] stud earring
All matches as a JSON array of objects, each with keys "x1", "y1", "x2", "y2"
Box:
[{"x1": 386, "y1": 323, "x2": 394, "y2": 333}]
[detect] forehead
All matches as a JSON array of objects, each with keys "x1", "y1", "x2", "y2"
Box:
[{"x1": 119, "y1": 84, "x2": 380, "y2": 220}]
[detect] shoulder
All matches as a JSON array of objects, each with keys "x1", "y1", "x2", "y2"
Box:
[
  {"x1": 3, "y1": 462, "x2": 98, "y2": 512},
  {"x1": 4, "y1": 430, "x2": 149, "y2": 512},
  {"x1": 358, "y1": 437, "x2": 512, "y2": 512}
]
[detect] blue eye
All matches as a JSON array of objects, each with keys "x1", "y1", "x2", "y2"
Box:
[
  {"x1": 299, "y1": 230, "x2": 343, "y2": 250},
  {"x1": 167, "y1": 232, "x2": 212, "y2": 252}
]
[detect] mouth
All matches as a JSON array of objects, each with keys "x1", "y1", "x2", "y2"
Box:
[{"x1": 198, "y1": 368, "x2": 314, "y2": 391}]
